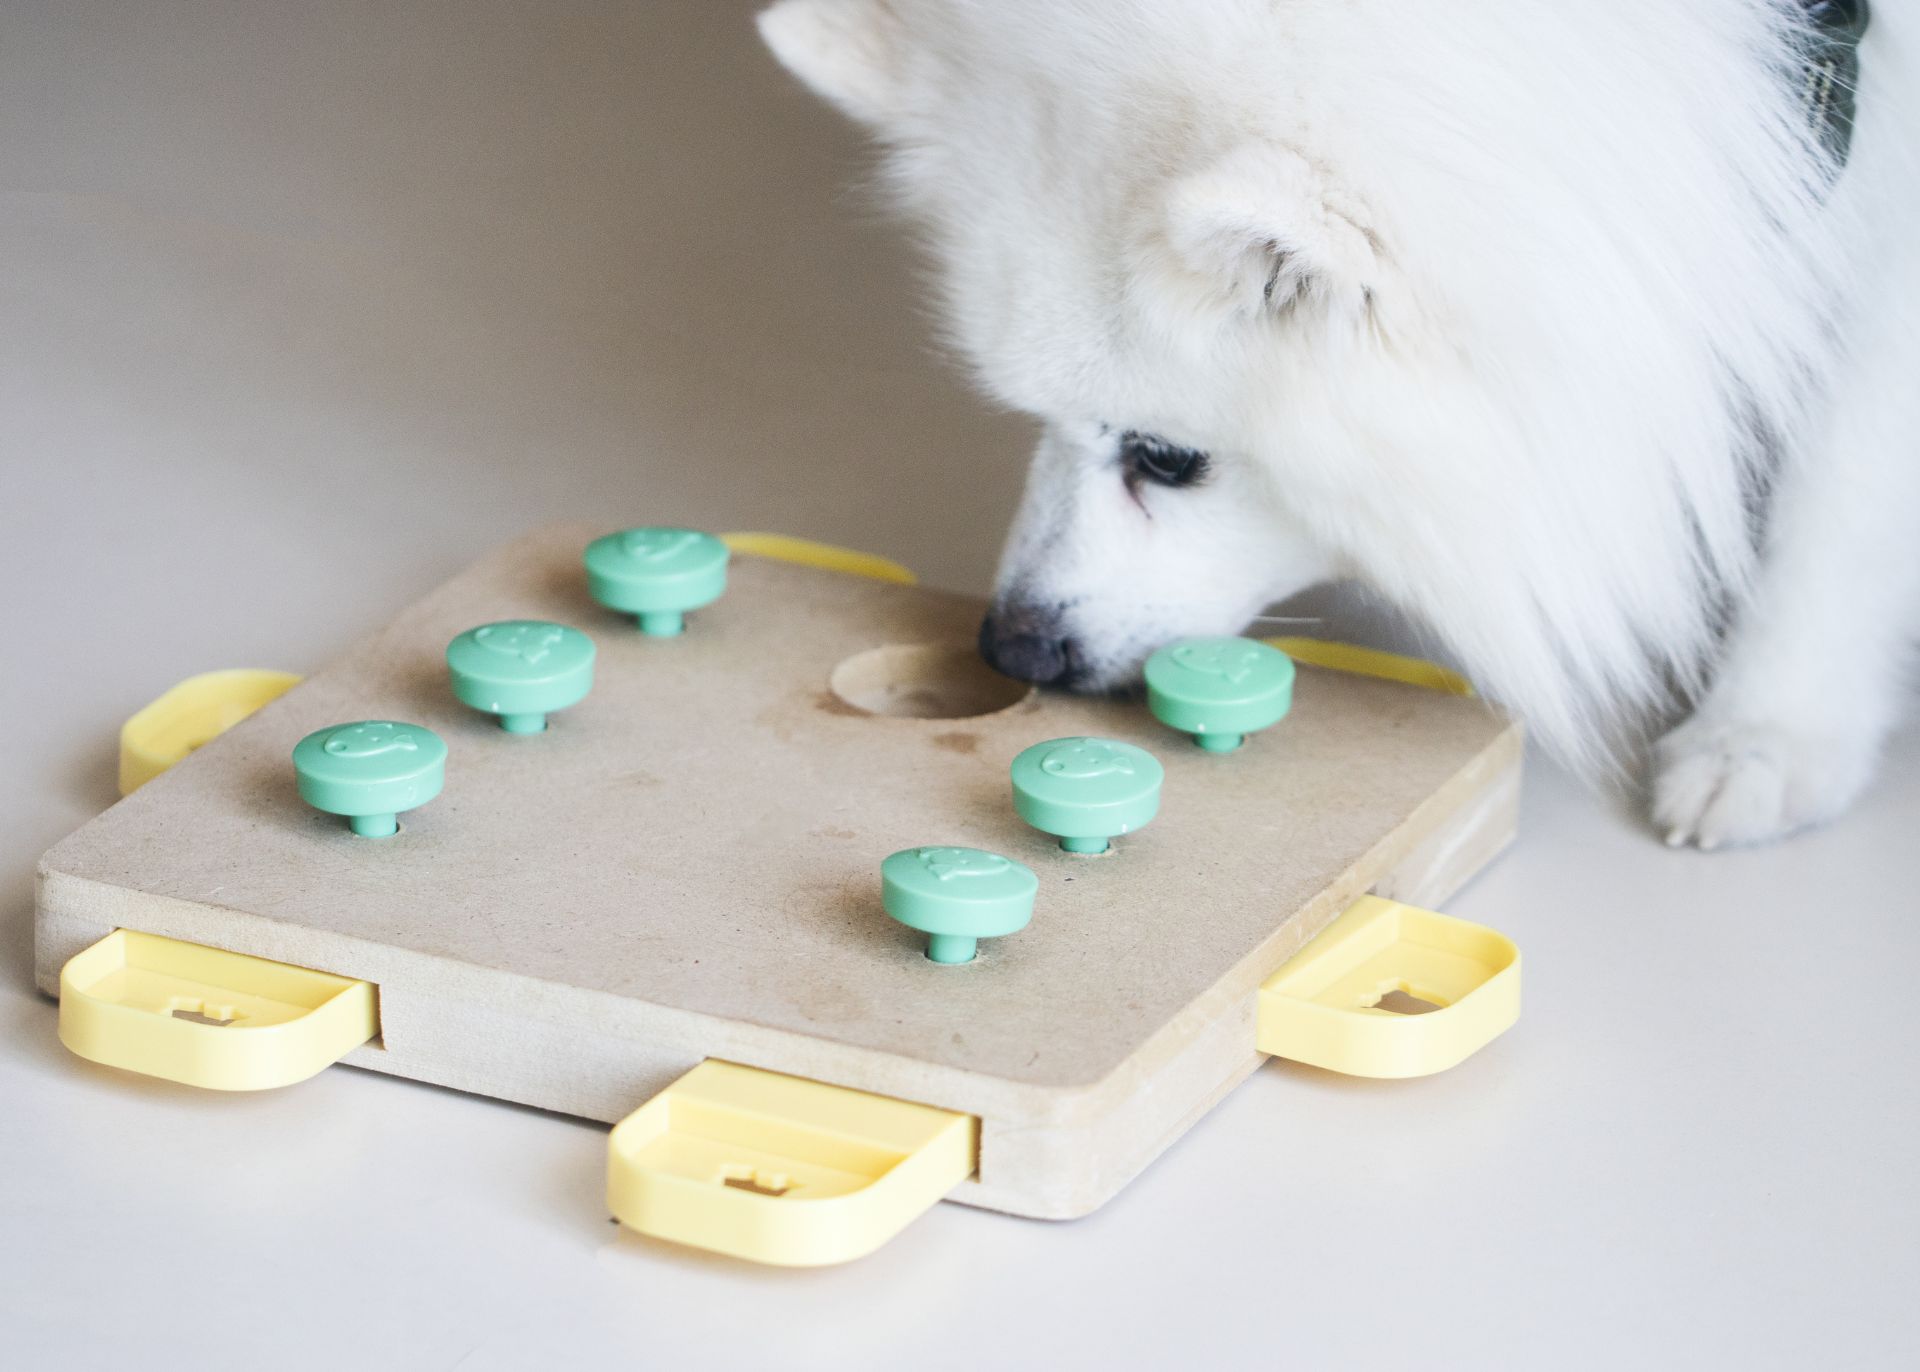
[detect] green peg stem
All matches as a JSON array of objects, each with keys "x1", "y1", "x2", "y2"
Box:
[
  {"x1": 1194, "y1": 732, "x2": 1243, "y2": 753},
  {"x1": 637, "y1": 610, "x2": 685, "y2": 637},
  {"x1": 924, "y1": 933, "x2": 979, "y2": 964},
  {"x1": 498, "y1": 712, "x2": 547, "y2": 734},
  {"x1": 1059, "y1": 835, "x2": 1110, "y2": 854},
  {"x1": 349, "y1": 813, "x2": 399, "y2": 838}
]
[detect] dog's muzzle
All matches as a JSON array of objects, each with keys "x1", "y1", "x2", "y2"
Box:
[{"x1": 978, "y1": 603, "x2": 1081, "y2": 687}]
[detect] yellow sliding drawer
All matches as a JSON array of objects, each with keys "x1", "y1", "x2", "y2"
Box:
[
  {"x1": 59, "y1": 930, "x2": 376, "y2": 1090},
  {"x1": 608, "y1": 1060, "x2": 976, "y2": 1267},
  {"x1": 1258, "y1": 896, "x2": 1520, "y2": 1078}
]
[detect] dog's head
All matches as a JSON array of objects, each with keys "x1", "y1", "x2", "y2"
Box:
[
  {"x1": 758, "y1": 0, "x2": 1853, "y2": 776},
  {"x1": 759, "y1": 0, "x2": 1395, "y2": 688}
]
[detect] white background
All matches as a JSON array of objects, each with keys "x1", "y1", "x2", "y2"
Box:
[{"x1": 3, "y1": 4, "x2": 1914, "y2": 1367}]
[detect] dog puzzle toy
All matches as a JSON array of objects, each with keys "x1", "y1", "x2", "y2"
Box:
[
  {"x1": 447, "y1": 620, "x2": 596, "y2": 733},
  {"x1": 41, "y1": 524, "x2": 1526, "y2": 1267},
  {"x1": 584, "y1": 527, "x2": 730, "y2": 636},
  {"x1": 1010, "y1": 736, "x2": 1163, "y2": 854},
  {"x1": 1144, "y1": 637, "x2": 1295, "y2": 752},
  {"x1": 292, "y1": 720, "x2": 447, "y2": 836},
  {"x1": 881, "y1": 846, "x2": 1038, "y2": 963}
]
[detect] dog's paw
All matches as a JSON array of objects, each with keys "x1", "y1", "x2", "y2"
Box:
[{"x1": 1651, "y1": 715, "x2": 1879, "y2": 850}]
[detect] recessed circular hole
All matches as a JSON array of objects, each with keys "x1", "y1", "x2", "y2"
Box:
[{"x1": 829, "y1": 643, "x2": 1033, "y2": 720}]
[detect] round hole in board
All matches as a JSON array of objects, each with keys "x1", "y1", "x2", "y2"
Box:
[{"x1": 828, "y1": 643, "x2": 1034, "y2": 720}]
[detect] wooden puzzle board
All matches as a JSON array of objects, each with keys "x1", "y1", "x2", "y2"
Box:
[{"x1": 35, "y1": 523, "x2": 1522, "y2": 1219}]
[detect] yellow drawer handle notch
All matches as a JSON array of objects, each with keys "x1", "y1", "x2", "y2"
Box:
[
  {"x1": 58, "y1": 930, "x2": 376, "y2": 1091},
  {"x1": 1257, "y1": 896, "x2": 1520, "y2": 1078},
  {"x1": 607, "y1": 1060, "x2": 975, "y2": 1266}
]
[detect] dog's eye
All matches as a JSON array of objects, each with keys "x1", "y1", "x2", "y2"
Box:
[{"x1": 1119, "y1": 431, "x2": 1210, "y2": 489}]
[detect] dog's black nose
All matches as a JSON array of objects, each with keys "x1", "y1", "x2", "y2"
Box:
[{"x1": 979, "y1": 604, "x2": 1078, "y2": 685}]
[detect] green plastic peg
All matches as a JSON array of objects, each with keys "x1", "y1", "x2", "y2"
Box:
[
  {"x1": 1010, "y1": 737, "x2": 1163, "y2": 854},
  {"x1": 1144, "y1": 637, "x2": 1296, "y2": 752},
  {"x1": 446, "y1": 620, "x2": 596, "y2": 733},
  {"x1": 881, "y1": 846, "x2": 1038, "y2": 964},
  {"x1": 292, "y1": 720, "x2": 446, "y2": 837},
  {"x1": 583, "y1": 527, "x2": 730, "y2": 636}
]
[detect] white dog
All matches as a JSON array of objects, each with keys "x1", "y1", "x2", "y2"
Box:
[{"x1": 760, "y1": 0, "x2": 1917, "y2": 847}]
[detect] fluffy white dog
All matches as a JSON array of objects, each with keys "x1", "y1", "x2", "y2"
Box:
[{"x1": 759, "y1": 0, "x2": 1917, "y2": 847}]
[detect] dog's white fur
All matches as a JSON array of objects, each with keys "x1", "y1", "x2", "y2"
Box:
[{"x1": 760, "y1": 0, "x2": 1920, "y2": 846}]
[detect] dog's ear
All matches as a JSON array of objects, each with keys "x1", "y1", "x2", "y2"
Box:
[
  {"x1": 758, "y1": 0, "x2": 906, "y2": 128},
  {"x1": 1164, "y1": 145, "x2": 1382, "y2": 322}
]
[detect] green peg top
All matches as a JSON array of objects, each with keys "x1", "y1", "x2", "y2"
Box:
[
  {"x1": 1144, "y1": 637, "x2": 1295, "y2": 752},
  {"x1": 446, "y1": 620, "x2": 596, "y2": 733},
  {"x1": 583, "y1": 527, "x2": 730, "y2": 636},
  {"x1": 292, "y1": 720, "x2": 446, "y2": 837},
  {"x1": 881, "y1": 846, "x2": 1038, "y2": 964},
  {"x1": 1010, "y1": 737, "x2": 1163, "y2": 854}
]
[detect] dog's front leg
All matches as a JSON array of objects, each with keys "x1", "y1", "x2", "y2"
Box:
[{"x1": 1653, "y1": 265, "x2": 1920, "y2": 847}]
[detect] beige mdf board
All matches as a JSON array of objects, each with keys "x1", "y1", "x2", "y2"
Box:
[{"x1": 35, "y1": 522, "x2": 1522, "y2": 1220}]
